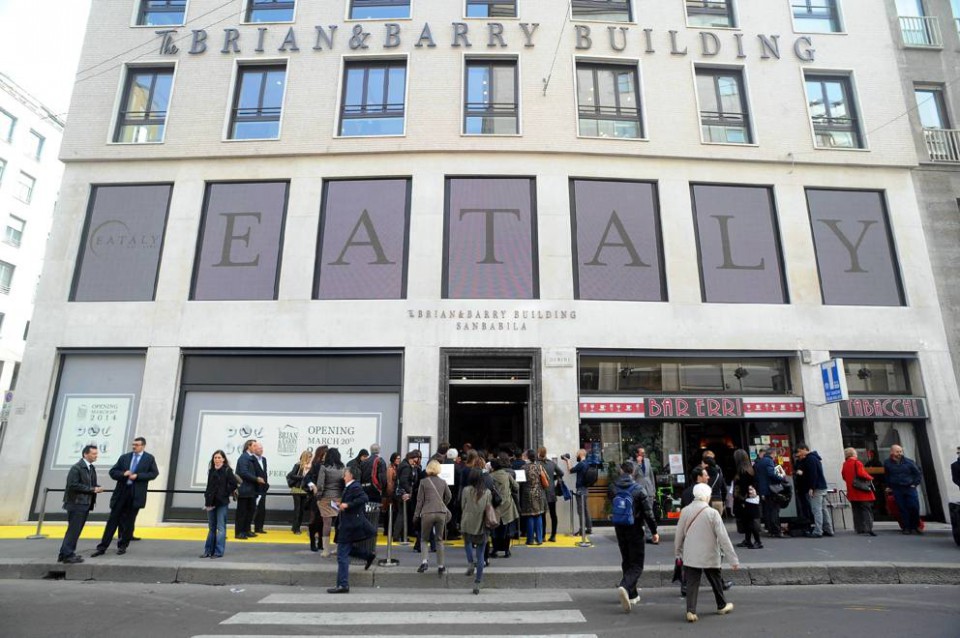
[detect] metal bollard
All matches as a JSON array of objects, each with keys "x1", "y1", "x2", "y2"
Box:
[
  {"x1": 568, "y1": 489, "x2": 575, "y2": 536},
  {"x1": 576, "y1": 490, "x2": 592, "y2": 548},
  {"x1": 400, "y1": 499, "x2": 410, "y2": 546},
  {"x1": 378, "y1": 501, "x2": 399, "y2": 567},
  {"x1": 27, "y1": 488, "x2": 50, "y2": 539}
]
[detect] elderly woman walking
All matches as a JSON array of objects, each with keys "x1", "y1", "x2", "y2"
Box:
[
  {"x1": 415, "y1": 459, "x2": 452, "y2": 575},
  {"x1": 674, "y1": 483, "x2": 740, "y2": 623},
  {"x1": 842, "y1": 447, "x2": 877, "y2": 536}
]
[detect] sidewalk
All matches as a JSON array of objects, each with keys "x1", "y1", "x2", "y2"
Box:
[{"x1": 1, "y1": 522, "x2": 957, "y2": 589}]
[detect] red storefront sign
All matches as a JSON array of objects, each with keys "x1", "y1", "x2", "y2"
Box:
[{"x1": 839, "y1": 397, "x2": 927, "y2": 419}]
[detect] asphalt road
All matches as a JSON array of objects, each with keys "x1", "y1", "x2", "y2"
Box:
[{"x1": 1, "y1": 581, "x2": 957, "y2": 638}]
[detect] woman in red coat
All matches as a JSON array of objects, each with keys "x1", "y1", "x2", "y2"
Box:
[{"x1": 841, "y1": 448, "x2": 876, "y2": 536}]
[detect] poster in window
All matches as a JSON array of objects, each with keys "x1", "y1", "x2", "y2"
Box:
[
  {"x1": 315, "y1": 179, "x2": 409, "y2": 299},
  {"x1": 444, "y1": 177, "x2": 537, "y2": 299},
  {"x1": 51, "y1": 395, "x2": 134, "y2": 469},
  {"x1": 571, "y1": 179, "x2": 665, "y2": 301},
  {"x1": 806, "y1": 189, "x2": 904, "y2": 306},
  {"x1": 192, "y1": 181, "x2": 289, "y2": 300},
  {"x1": 691, "y1": 184, "x2": 788, "y2": 304},
  {"x1": 72, "y1": 184, "x2": 172, "y2": 301}
]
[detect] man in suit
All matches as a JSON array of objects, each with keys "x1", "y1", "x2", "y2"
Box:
[
  {"x1": 92, "y1": 436, "x2": 160, "y2": 556},
  {"x1": 58, "y1": 444, "x2": 104, "y2": 563},
  {"x1": 235, "y1": 439, "x2": 263, "y2": 539},
  {"x1": 252, "y1": 440, "x2": 270, "y2": 534},
  {"x1": 327, "y1": 465, "x2": 377, "y2": 594}
]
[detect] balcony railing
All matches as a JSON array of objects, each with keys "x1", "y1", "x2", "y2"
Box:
[
  {"x1": 955, "y1": 18, "x2": 960, "y2": 38},
  {"x1": 923, "y1": 128, "x2": 960, "y2": 163},
  {"x1": 899, "y1": 16, "x2": 942, "y2": 48}
]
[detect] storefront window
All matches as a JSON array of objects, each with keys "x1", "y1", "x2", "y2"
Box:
[
  {"x1": 843, "y1": 358, "x2": 910, "y2": 394},
  {"x1": 580, "y1": 355, "x2": 790, "y2": 394}
]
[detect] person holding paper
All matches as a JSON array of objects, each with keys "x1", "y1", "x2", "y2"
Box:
[{"x1": 326, "y1": 466, "x2": 377, "y2": 594}]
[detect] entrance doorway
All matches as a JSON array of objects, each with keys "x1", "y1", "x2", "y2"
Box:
[
  {"x1": 683, "y1": 422, "x2": 744, "y2": 486},
  {"x1": 448, "y1": 384, "x2": 527, "y2": 453}
]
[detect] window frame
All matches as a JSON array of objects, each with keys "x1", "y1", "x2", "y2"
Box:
[
  {"x1": 0, "y1": 260, "x2": 14, "y2": 294},
  {"x1": 462, "y1": 55, "x2": 521, "y2": 136},
  {"x1": 347, "y1": 0, "x2": 412, "y2": 21},
  {"x1": 0, "y1": 108, "x2": 15, "y2": 143},
  {"x1": 133, "y1": 0, "x2": 188, "y2": 27},
  {"x1": 791, "y1": 0, "x2": 844, "y2": 34},
  {"x1": 4, "y1": 215, "x2": 25, "y2": 248},
  {"x1": 803, "y1": 71, "x2": 866, "y2": 150},
  {"x1": 243, "y1": 0, "x2": 296, "y2": 24},
  {"x1": 15, "y1": 171, "x2": 35, "y2": 204},
  {"x1": 685, "y1": 0, "x2": 737, "y2": 29},
  {"x1": 27, "y1": 130, "x2": 45, "y2": 160},
  {"x1": 0, "y1": 158, "x2": 6, "y2": 186},
  {"x1": 224, "y1": 60, "x2": 289, "y2": 142},
  {"x1": 464, "y1": 0, "x2": 518, "y2": 19},
  {"x1": 337, "y1": 57, "x2": 409, "y2": 138},
  {"x1": 914, "y1": 85, "x2": 950, "y2": 129},
  {"x1": 570, "y1": 0, "x2": 634, "y2": 23},
  {"x1": 693, "y1": 65, "x2": 754, "y2": 145},
  {"x1": 112, "y1": 65, "x2": 176, "y2": 144},
  {"x1": 574, "y1": 59, "x2": 646, "y2": 140}
]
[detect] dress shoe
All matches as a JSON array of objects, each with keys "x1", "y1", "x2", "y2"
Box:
[
  {"x1": 417, "y1": 561, "x2": 429, "y2": 573},
  {"x1": 752, "y1": 543, "x2": 764, "y2": 549},
  {"x1": 548, "y1": 536, "x2": 556, "y2": 543},
  {"x1": 199, "y1": 553, "x2": 212, "y2": 558},
  {"x1": 130, "y1": 536, "x2": 141, "y2": 542},
  {"x1": 438, "y1": 566, "x2": 446, "y2": 576},
  {"x1": 735, "y1": 541, "x2": 754, "y2": 548},
  {"x1": 503, "y1": 550, "x2": 511, "y2": 558},
  {"x1": 823, "y1": 531, "x2": 834, "y2": 537},
  {"x1": 117, "y1": 548, "x2": 127, "y2": 555},
  {"x1": 210, "y1": 554, "x2": 223, "y2": 559},
  {"x1": 364, "y1": 554, "x2": 377, "y2": 570},
  {"x1": 722, "y1": 580, "x2": 735, "y2": 591},
  {"x1": 326, "y1": 586, "x2": 350, "y2": 594},
  {"x1": 63, "y1": 555, "x2": 84, "y2": 564},
  {"x1": 255, "y1": 529, "x2": 267, "y2": 534},
  {"x1": 247, "y1": 532, "x2": 258, "y2": 538},
  {"x1": 867, "y1": 531, "x2": 877, "y2": 537},
  {"x1": 90, "y1": 549, "x2": 106, "y2": 557},
  {"x1": 236, "y1": 534, "x2": 248, "y2": 540}
]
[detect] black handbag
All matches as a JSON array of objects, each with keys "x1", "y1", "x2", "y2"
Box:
[{"x1": 852, "y1": 477, "x2": 874, "y2": 492}]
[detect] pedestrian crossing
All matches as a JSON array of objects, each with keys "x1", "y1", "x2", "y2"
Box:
[{"x1": 192, "y1": 589, "x2": 596, "y2": 638}]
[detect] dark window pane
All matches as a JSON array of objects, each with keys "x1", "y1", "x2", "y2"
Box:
[
  {"x1": 115, "y1": 67, "x2": 173, "y2": 143},
  {"x1": 245, "y1": 0, "x2": 295, "y2": 22},
  {"x1": 572, "y1": 0, "x2": 632, "y2": 22},
  {"x1": 138, "y1": 0, "x2": 186, "y2": 26},
  {"x1": 350, "y1": 0, "x2": 411, "y2": 19}
]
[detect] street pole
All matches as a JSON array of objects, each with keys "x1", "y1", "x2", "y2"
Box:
[{"x1": 378, "y1": 501, "x2": 399, "y2": 567}]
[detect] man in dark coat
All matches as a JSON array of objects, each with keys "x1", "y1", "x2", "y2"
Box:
[
  {"x1": 883, "y1": 444, "x2": 924, "y2": 534},
  {"x1": 235, "y1": 439, "x2": 265, "y2": 539},
  {"x1": 951, "y1": 446, "x2": 960, "y2": 490},
  {"x1": 92, "y1": 437, "x2": 160, "y2": 556},
  {"x1": 362, "y1": 443, "x2": 388, "y2": 503},
  {"x1": 754, "y1": 448, "x2": 786, "y2": 537},
  {"x1": 394, "y1": 450, "x2": 421, "y2": 542},
  {"x1": 252, "y1": 441, "x2": 270, "y2": 534},
  {"x1": 795, "y1": 445, "x2": 833, "y2": 538},
  {"x1": 58, "y1": 445, "x2": 104, "y2": 563},
  {"x1": 327, "y1": 466, "x2": 376, "y2": 593},
  {"x1": 609, "y1": 461, "x2": 658, "y2": 613}
]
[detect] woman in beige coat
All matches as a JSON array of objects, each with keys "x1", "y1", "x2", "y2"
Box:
[
  {"x1": 674, "y1": 483, "x2": 740, "y2": 623},
  {"x1": 414, "y1": 459, "x2": 452, "y2": 575}
]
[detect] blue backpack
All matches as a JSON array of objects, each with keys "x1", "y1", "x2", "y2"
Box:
[{"x1": 611, "y1": 484, "x2": 638, "y2": 526}]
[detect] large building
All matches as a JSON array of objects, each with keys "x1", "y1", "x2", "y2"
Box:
[
  {"x1": 1, "y1": 0, "x2": 958, "y2": 527},
  {"x1": 0, "y1": 72, "x2": 64, "y2": 448}
]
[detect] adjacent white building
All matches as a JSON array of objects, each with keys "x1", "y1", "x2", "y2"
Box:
[{"x1": 1, "y1": 0, "x2": 958, "y2": 528}]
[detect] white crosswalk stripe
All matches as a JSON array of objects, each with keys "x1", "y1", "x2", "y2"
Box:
[
  {"x1": 259, "y1": 591, "x2": 573, "y2": 605},
  {"x1": 197, "y1": 636, "x2": 598, "y2": 638},
  {"x1": 222, "y1": 610, "x2": 587, "y2": 625}
]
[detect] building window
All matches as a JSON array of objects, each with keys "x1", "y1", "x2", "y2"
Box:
[
  {"x1": 0, "y1": 313, "x2": 4, "y2": 335},
  {"x1": 897, "y1": 0, "x2": 942, "y2": 47},
  {"x1": 686, "y1": 0, "x2": 736, "y2": 28},
  {"x1": 349, "y1": 0, "x2": 411, "y2": 20},
  {"x1": 916, "y1": 86, "x2": 958, "y2": 162},
  {"x1": 4, "y1": 216, "x2": 25, "y2": 248},
  {"x1": 115, "y1": 67, "x2": 173, "y2": 143},
  {"x1": 229, "y1": 64, "x2": 286, "y2": 140},
  {"x1": 464, "y1": 59, "x2": 518, "y2": 135},
  {"x1": 805, "y1": 74, "x2": 863, "y2": 149},
  {"x1": 695, "y1": 67, "x2": 751, "y2": 144},
  {"x1": 466, "y1": 0, "x2": 517, "y2": 18},
  {"x1": 792, "y1": 0, "x2": 842, "y2": 33},
  {"x1": 576, "y1": 63, "x2": 643, "y2": 139},
  {"x1": 571, "y1": 0, "x2": 632, "y2": 22},
  {"x1": 15, "y1": 172, "x2": 35, "y2": 204},
  {"x1": 245, "y1": 0, "x2": 295, "y2": 23},
  {"x1": 137, "y1": 0, "x2": 187, "y2": 26},
  {"x1": 10, "y1": 361, "x2": 19, "y2": 388},
  {"x1": 579, "y1": 355, "x2": 790, "y2": 394},
  {"x1": 843, "y1": 359, "x2": 911, "y2": 395},
  {"x1": 340, "y1": 60, "x2": 407, "y2": 136},
  {"x1": 0, "y1": 109, "x2": 14, "y2": 142},
  {"x1": 27, "y1": 131, "x2": 45, "y2": 160},
  {"x1": 0, "y1": 158, "x2": 5, "y2": 185},
  {"x1": 0, "y1": 261, "x2": 14, "y2": 294}
]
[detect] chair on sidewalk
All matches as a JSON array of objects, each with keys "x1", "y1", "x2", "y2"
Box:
[{"x1": 825, "y1": 485, "x2": 849, "y2": 530}]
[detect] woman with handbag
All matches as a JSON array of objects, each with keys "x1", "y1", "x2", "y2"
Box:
[
  {"x1": 308, "y1": 447, "x2": 345, "y2": 558},
  {"x1": 489, "y1": 455, "x2": 520, "y2": 558},
  {"x1": 414, "y1": 459, "x2": 452, "y2": 575},
  {"x1": 842, "y1": 447, "x2": 877, "y2": 536},
  {"x1": 538, "y1": 447, "x2": 564, "y2": 542},
  {"x1": 301, "y1": 446, "x2": 328, "y2": 552},
  {"x1": 519, "y1": 449, "x2": 547, "y2": 545},
  {"x1": 732, "y1": 449, "x2": 763, "y2": 549},
  {"x1": 202, "y1": 449, "x2": 238, "y2": 559},
  {"x1": 460, "y1": 468, "x2": 494, "y2": 595},
  {"x1": 286, "y1": 450, "x2": 313, "y2": 534}
]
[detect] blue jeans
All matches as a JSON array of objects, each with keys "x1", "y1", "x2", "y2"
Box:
[
  {"x1": 525, "y1": 515, "x2": 543, "y2": 544},
  {"x1": 205, "y1": 505, "x2": 228, "y2": 556},
  {"x1": 464, "y1": 534, "x2": 487, "y2": 583},
  {"x1": 892, "y1": 487, "x2": 920, "y2": 531}
]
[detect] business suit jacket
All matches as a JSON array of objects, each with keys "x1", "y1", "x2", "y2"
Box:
[
  {"x1": 336, "y1": 481, "x2": 374, "y2": 543},
  {"x1": 63, "y1": 459, "x2": 98, "y2": 512},
  {"x1": 236, "y1": 452, "x2": 261, "y2": 498},
  {"x1": 108, "y1": 451, "x2": 159, "y2": 509}
]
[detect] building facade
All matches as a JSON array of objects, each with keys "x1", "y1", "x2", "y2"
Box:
[
  {"x1": 1, "y1": 0, "x2": 958, "y2": 527},
  {"x1": 0, "y1": 72, "x2": 64, "y2": 448}
]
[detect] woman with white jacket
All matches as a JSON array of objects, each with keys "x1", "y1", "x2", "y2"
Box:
[{"x1": 674, "y1": 482, "x2": 740, "y2": 623}]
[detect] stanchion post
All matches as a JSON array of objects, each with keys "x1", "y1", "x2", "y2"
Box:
[
  {"x1": 27, "y1": 488, "x2": 50, "y2": 539},
  {"x1": 568, "y1": 489, "x2": 575, "y2": 536},
  {"x1": 400, "y1": 498, "x2": 410, "y2": 546},
  {"x1": 379, "y1": 501, "x2": 399, "y2": 567},
  {"x1": 576, "y1": 490, "x2": 592, "y2": 548}
]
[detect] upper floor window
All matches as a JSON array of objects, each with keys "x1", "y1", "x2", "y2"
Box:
[
  {"x1": 115, "y1": 67, "x2": 174, "y2": 143},
  {"x1": 0, "y1": 109, "x2": 14, "y2": 142},
  {"x1": 27, "y1": 130, "x2": 45, "y2": 160},
  {"x1": 0, "y1": 158, "x2": 5, "y2": 185},
  {"x1": 576, "y1": 63, "x2": 643, "y2": 139},
  {"x1": 0, "y1": 261, "x2": 14, "y2": 294},
  {"x1": 340, "y1": 60, "x2": 407, "y2": 136},
  {"x1": 915, "y1": 86, "x2": 948, "y2": 129},
  {"x1": 792, "y1": 0, "x2": 842, "y2": 33},
  {"x1": 805, "y1": 74, "x2": 863, "y2": 149},
  {"x1": 571, "y1": 0, "x2": 632, "y2": 22},
  {"x1": 245, "y1": 0, "x2": 295, "y2": 23},
  {"x1": 137, "y1": 0, "x2": 187, "y2": 26},
  {"x1": 695, "y1": 67, "x2": 751, "y2": 144},
  {"x1": 686, "y1": 0, "x2": 736, "y2": 28},
  {"x1": 466, "y1": 0, "x2": 517, "y2": 18},
  {"x1": 464, "y1": 59, "x2": 518, "y2": 135},
  {"x1": 4, "y1": 216, "x2": 25, "y2": 248},
  {"x1": 843, "y1": 359, "x2": 911, "y2": 395},
  {"x1": 350, "y1": 0, "x2": 411, "y2": 20},
  {"x1": 15, "y1": 172, "x2": 35, "y2": 204},
  {"x1": 579, "y1": 355, "x2": 790, "y2": 394},
  {"x1": 229, "y1": 64, "x2": 286, "y2": 140}
]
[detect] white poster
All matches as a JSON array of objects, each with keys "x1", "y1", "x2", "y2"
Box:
[
  {"x1": 668, "y1": 453, "x2": 684, "y2": 475},
  {"x1": 192, "y1": 411, "x2": 381, "y2": 489},
  {"x1": 439, "y1": 464, "x2": 456, "y2": 486},
  {"x1": 52, "y1": 395, "x2": 134, "y2": 469},
  {"x1": 515, "y1": 468, "x2": 526, "y2": 483}
]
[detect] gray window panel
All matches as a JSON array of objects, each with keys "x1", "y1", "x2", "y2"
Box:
[
  {"x1": 350, "y1": 0, "x2": 411, "y2": 19},
  {"x1": 571, "y1": 0, "x2": 632, "y2": 22},
  {"x1": 71, "y1": 184, "x2": 172, "y2": 302},
  {"x1": 315, "y1": 179, "x2": 409, "y2": 300},
  {"x1": 572, "y1": 180, "x2": 665, "y2": 301},
  {"x1": 0, "y1": 260, "x2": 14, "y2": 294},
  {"x1": 806, "y1": 189, "x2": 905, "y2": 307},
  {"x1": 792, "y1": 0, "x2": 841, "y2": 33},
  {"x1": 466, "y1": 0, "x2": 517, "y2": 18},
  {"x1": 445, "y1": 177, "x2": 537, "y2": 299},
  {"x1": 245, "y1": 0, "x2": 295, "y2": 22},
  {"x1": 0, "y1": 108, "x2": 15, "y2": 142},
  {"x1": 691, "y1": 184, "x2": 788, "y2": 304},
  {"x1": 192, "y1": 181, "x2": 288, "y2": 301},
  {"x1": 687, "y1": 0, "x2": 735, "y2": 28},
  {"x1": 138, "y1": 0, "x2": 186, "y2": 25}
]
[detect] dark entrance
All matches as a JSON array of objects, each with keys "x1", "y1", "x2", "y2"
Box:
[
  {"x1": 683, "y1": 421, "x2": 744, "y2": 484},
  {"x1": 448, "y1": 384, "x2": 527, "y2": 453}
]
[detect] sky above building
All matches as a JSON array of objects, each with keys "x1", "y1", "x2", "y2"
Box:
[{"x1": 0, "y1": 0, "x2": 91, "y2": 116}]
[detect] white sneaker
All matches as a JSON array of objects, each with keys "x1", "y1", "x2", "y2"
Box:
[
  {"x1": 630, "y1": 595, "x2": 641, "y2": 607},
  {"x1": 717, "y1": 603, "x2": 734, "y2": 615},
  {"x1": 617, "y1": 586, "x2": 631, "y2": 613}
]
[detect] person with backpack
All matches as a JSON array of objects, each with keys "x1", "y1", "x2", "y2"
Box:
[
  {"x1": 565, "y1": 449, "x2": 598, "y2": 535},
  {"x1": 609, "y1": 461, "x2": 659, "y2": 613}
]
